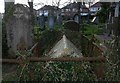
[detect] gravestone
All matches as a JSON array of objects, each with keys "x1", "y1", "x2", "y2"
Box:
[
  {"x1": 114, "y1": 2, "x2": 119, "y2": 17},
  {"x1": 48, "y1": 15, "x2": 54, "y2": 29},
  {"x1": 5, "y1": 4, "x2": 33, "y2": 56},
  {"x1": 39, "y1": 14, "x2": 45, "y2": 31},
  {"x1": 57, "y1": 14, "x2": 62, "y2": 25},
  {"x1": 73, "y1": 14, "x2": 79, "y2": 23},
  {"x1": 63, "y1": 20, "x2": 80, "y2": 31}
]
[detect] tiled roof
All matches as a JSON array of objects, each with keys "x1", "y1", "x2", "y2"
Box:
[
  {"x1": 37, "y1": 5, "x2": 59, "y2": 11},
  {"x1": 61, "y1": 2, "x2": 79, "y2": 9}
]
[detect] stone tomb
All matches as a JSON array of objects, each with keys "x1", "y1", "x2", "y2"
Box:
[
  {"x1": 48, "y1": 15, "x2": 54, "y2": 29},
  {"x1": 63, "y1": 20, "x2": 80, "y2": 31},
  {"x1": 6, "y1": 4, "x2": 33, "y2": 56},
  {"x1": 39, "y1": 14, "x2": 46, "y2": 30},
  {"x1": 48, "y1": 35, "x2": 83, "y2": 58}
]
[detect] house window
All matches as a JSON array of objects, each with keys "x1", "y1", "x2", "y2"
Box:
[
  {"x1": 62, "y1": 9, "x2": 64, "y2": 12},
  {"x1": 66, "y1": 9, "x2": 69, "y2": 12},
  {"x1": 44, "y1": 10, "x2": 48, "y2": 13},
  {"x1": 73, "y1": 8, "x2": 76, "y2": 12}
]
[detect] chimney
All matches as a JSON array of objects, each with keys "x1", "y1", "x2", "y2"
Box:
[{"x1": 4, "y1": 0, "x2": 14, "y2": 13}]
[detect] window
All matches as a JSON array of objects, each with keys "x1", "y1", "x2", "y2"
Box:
[
  {"x1": 66, "y1": 9, "x2": 69, "y2": 12},
  {"x1": 62, "y1": 9, "x2": 64, "y2": 12},
  {"x1": 73, "y1": 8, "x2": 76, "y2": 12}
]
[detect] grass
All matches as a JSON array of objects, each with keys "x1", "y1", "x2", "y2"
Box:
[
  {"x1": 83, "y1": 24, "x2": 99, "y2": 36},
  {"x1": 82, "y1": 23, "x2": 105, "y2": 39}
]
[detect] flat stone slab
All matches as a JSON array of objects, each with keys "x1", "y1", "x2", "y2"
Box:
[{"x1": 94, "y1": 33, "x2": 112, "y2": 43}]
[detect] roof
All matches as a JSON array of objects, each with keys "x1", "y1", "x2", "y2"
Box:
[
  {"x1": 61, "y1": 2, "x2": 88, "y2": 12},
  {"x1": 61, "y1": 2, "x2": 79, "y2": 9},
  {"x1": 82, "y1": 8, "x2": 89, "y2": 13},
  {"x1": 37, "y1": 5, "x2": 59, "y2": 11},
  {"x1": 90, "y1": 2, "x2": 102, "y2": 8},
  {"x1": 81, "y1": 4, "x2": 89, "y2": 13}
]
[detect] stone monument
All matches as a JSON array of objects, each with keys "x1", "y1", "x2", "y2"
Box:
[
  {"x1": 48, "y1": 15, "x2": 54, "y2": 29},
  {"x1": 73, "y1": 14, "x2": 79, "y2": 23},
  {"x1": 63, "y1": 20, "x2": 80, "y2": 31},
  {"x1": 5, "y1": 4, "x2": 33, "y2": 56}
]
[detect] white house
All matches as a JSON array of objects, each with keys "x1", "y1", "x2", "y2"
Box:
[{"x1": 89, "y1": 2, "x2": 102, "y2": 15}]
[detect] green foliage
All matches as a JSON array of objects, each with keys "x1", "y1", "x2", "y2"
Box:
[
  {"x1": 96, "y1": 3, "x2": 110, "y2": 23},
  {"x1": 103, "y1": 38, "x2": 120, "y2": 81},
  {"x1": 2, "y1": 5, "x2": 15, "y2": 58},
  {"x1": 2, "y1": 37, "x2": 120, "y2": 81},
  {"x1": 33, "y1": 29, "x2": 62, "y2": 56},
  {"x1": 54, "y1": 24, "x2": 63, "y2": 30},
  {"x1": 2, "y1": 23, "x2": 120, "y2": 81},
  {"x1": 83, "y1": 24, "x2": 99, "y2": 36},
  {"x1": 14, "y1": 61, "x2": 97, "y2": 81},
  {"x1": 4, "y1": 5, "x2": 15, "y2": 23},
  {"x1": 2, "y1": 20, "x2": 9, "y2": 58},
  {"x1": 33, "y1": 26, "x2": 41, "y2": 41}
]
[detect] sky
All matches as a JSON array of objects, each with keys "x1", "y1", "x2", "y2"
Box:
[
  {"x1": 0, "y1": 0, "x2": 75, "y2": 13},
  {"x1": 1, "y1": 0, "x2": 119, "y2": 13}
]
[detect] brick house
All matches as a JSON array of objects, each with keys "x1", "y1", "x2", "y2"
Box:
[{"x1": 61, "y1": 2, "x2": 89, "y2": 20}]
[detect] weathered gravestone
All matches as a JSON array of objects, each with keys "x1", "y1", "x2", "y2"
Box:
[
  {"x1": 5, "y1": 4, "x2": 33, "y2": 56},
  {"x1": 73, "y1": 14, "x2": 79, "y2": 23},
  {"x1": 39, "y1": 14, "x2": 46, "y2": 31},
  {"x1": 48, "y1": 15, "x2": 54, "y2": 29},
  {"x1": 56, "y1": 14, "x2": 62, "y2": 25},
  {"x1": 63, "y1": 20, "x2": 80, "y2": 31}
]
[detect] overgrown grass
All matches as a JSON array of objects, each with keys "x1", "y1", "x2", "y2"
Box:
[
  {"x1": 82, "y1": 23, "x2": 105, "y2": 39},
  {"x1": 3, "y1": 23, "x2": 120, "y2": 81},
  {"x1": 83, "y1": 24, "x2": 99, "y2": 36}
]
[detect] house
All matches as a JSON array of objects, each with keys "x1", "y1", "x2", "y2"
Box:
[
  {"x1": 37, "y1": 5, "x2": 59, "y2": 17},
  {"x1": 61, "y1": 2, "x2": 89, "y2": 20},
  {"x1": 61, "y1": 2, "x2": 78, "y2": 18},
  {"x1": 80, "y1": 4, "x2": 89, "y2": 16},
  {"x1": 89, "y1": 2, "x2": 102, "y2": 16}
]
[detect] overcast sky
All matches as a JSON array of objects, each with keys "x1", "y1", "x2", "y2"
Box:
[
  {"x1": 0, "y1": 0, "x2": 119, "y2": 13},
  {"x1": 0, "y1": 0, "x2": 76, "y2": 13}
]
